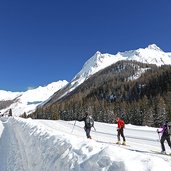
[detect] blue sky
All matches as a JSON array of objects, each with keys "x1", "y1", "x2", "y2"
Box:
[{"x1": 0, "y1": 0, "x2": 171, "y2": 91}]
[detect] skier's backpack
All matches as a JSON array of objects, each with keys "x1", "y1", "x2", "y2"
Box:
[
  {"x1": 167, "y1": 122, "x2": 171, "y2": 135},
  {"x1": 85, "y1": 116, "x2": 94, "y2": 128}
]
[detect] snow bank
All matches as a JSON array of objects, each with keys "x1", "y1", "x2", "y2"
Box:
[{"x1": 1, "y1": 117, "x2": 170, "y2": 171}]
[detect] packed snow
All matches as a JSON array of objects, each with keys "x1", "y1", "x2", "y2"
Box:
[{"x1": 0, "y1": 116, "x2": 171, "y2": 171}]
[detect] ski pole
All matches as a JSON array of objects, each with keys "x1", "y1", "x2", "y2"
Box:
[
  {"x1": 93, "y1": 126, "x2": 96, "y2": 131},
  {"x1": 157, "y1": 131, "x2": 163, "y2": 151},
  {"x1": 71, "y1": 120, "x2": 76, "y2": 133},
  {"x1": 158, "y1": 132, "x2": 160, "y2": 141},
  {"x1": 157, "y1": 129, "x2": 161, "y2": 141}
]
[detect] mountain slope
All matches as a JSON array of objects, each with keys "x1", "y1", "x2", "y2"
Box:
[
  {"x1": 42, "y1": 44, "x2": 171, "y2": 107},
  {"x1": 74, "y1": 44, "x2": 171, "y2": 90},
  {"x1": 32, "y1": 61, "x2": 171, "y2": 126},
  {"x1": 0, "y1": 80, "x2": 68, "y2": 116}
]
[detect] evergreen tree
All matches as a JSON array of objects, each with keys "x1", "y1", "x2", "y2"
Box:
[
  {"x1": 154, "y1": 96, "x2": 167, "y2": 126},
  {"x1": 9, "y1": 108, "x2": 12, "y2": 117}
]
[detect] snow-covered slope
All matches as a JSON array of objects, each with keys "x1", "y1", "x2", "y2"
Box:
[
  {"x1": 0, "y1": 90, "x2": 22, "y2": 101},
  {"x1": 116, "y1": 44, "x2": 171, "y2": 66},
  {"x1": 0, "y1": 80, "x2": 68, "y2": 116},
  {"x1": 73, "y1": 44, "x2": 171, "y2": 85},
  {"x1": 55, "y1": 44, "x2": 171, "y2": 100},
  {"x1": 0, "y1": 117, "x2": 171, "y2": 171}
]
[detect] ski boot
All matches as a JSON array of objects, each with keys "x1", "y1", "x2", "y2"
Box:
[
  {"x1": 116, "y1": 141, "x2": 121, "y2": 145},
  {"x1": 161, "y1": 151, "x2": 166, "y2": 155},
  {"x1": 122, "y1": 141, "x2": 126, "y2": 145}
]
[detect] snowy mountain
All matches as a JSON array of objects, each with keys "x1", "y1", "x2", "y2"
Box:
[
  {"x1": 0, "y1": 80, "x2": 68, "y2": 116},
  {"x1": 1, "y1": 117, "x2": 171, "y2": 171},
  {"x1": 116, "y1": 44, "x2": 171, "y2": 66},
  {"x1": 1, "y1": 44, "x2": 171, "y2": 117},
  {"x1": 0, "y1": 90, "x2": 22, "y2": 101},
  {"x1": 44, "y1": 44, "x2": 171, "y2": 104},
  {"x1": 72, "y1": 44, "x2": 171, "y2": 87}
]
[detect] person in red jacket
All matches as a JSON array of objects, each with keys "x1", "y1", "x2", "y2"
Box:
[{"x1": 116, "y1": 117, "x2": 126, "y2": 145}]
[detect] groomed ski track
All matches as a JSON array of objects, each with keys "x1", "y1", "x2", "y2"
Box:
[
  {"x1": 38, "y1": 119, "x2": 171, "y2": 160},
  {"x1": 0, "y1": 117, "x2": 171, "y2": 171}
]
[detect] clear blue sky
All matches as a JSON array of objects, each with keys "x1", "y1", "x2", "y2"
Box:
[{"x1": 0, "y1": 0, "x2": 171, "y2": 91}]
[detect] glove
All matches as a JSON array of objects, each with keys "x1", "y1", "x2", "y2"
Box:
[{"x1": 117, "y1": 128, "x2": 120, "y2": 131}]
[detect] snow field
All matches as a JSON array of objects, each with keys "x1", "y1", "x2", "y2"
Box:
[{"x1": 0, "y1": 117, "x2": 171, "y2": 171}]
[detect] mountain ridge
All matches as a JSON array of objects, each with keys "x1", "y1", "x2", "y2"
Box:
[
  {"x1": 44, "y1": 44, "x2": 171, "y2": 104},
  {"x1": 1, "y1": 44, "x2": 171, "y2": 117}
]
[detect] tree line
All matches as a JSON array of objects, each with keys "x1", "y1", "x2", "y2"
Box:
[{"x1": 30, "y1": 61, "x2": 171, "y2": 127}]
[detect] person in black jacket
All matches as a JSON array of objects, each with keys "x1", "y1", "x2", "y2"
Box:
[
  {"x1": 157, "y1": 121, "x2": 171, "y2": 154},
  {"x1": 77, "y1": 112, "x2": 93, "y2": 139}
]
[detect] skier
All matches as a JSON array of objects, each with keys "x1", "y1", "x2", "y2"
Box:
[
  {"x1": 157, "y1": 121, "x2": 171, "y2": 154},
  {"x1": 116, "y1": 117, "x2": 126, "y2": 145},
  {"x1": 76, "y1": 112, "x2": 94, "y2": 139}
]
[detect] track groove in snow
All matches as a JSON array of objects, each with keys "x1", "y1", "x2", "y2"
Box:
[{"x1": 1, "y1": 117, "x2": 171, "y2": 171}]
